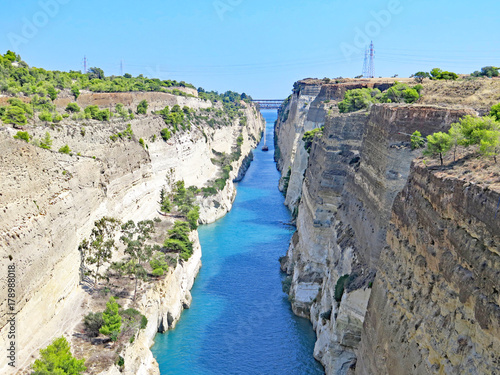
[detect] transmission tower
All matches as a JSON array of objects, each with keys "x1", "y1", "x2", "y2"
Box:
[
  {"x1": 362, "y1": 47, "x2": 369, "y2": 78},
  {"x1": 83, "y1": 55, "x2": 87, "y2": 74},
  {"x1": 120, "y1": 60, "x2": 124, "y2": 76},
  {"x1": 367, "y1": 41, "x2": 375, "y2": 78}
]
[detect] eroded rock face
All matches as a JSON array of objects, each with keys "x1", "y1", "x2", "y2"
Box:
[
  {"x1": 280, "y1": 100, "x2": 477, "y2": 374},
  {"x1": 356, "y1": 163, "x2": 500, "y2": 375},
  {"x1": 0, "y1": 95, "x2": 263, "y2": 374}
]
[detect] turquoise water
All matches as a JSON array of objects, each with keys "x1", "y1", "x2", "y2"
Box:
[{"x1": 151, "y1": 110, "x2": 324, "y2": 375}]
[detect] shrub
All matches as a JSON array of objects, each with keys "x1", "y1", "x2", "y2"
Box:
[
  {"x1": 31, "y1": 337, "x2": 86, "y2": 375},
  {"x1": 52, "y1": 113, "x2": 63, "y2": 123},
  {"x1": 338, "y1": 88, "x2": 381, "y2": 113},
  {"x1": 99, "y1": 297, "x2": 122, "y2": 340},
  {"x1": 410, "y1": 131, "x2": 426, "y2": 150},
  {"x1": 39, "y1": 111, "x2": 52, "y2": 122},
  {"x1": 59, "y1": 144, "x2": 71, "y2": 154},
  {"x1": 302, "y1": 127, "x2": 324, "y2": 153},
  {"x1": 187, "y1": 206, "x2": 200, "y2": 230},
  {"x1": 40, "y1": 132, "x2": 53, "y2": 149},
  {"x1": 83, "y1": 312, "x2": 104, "y2": 337},
  {"x1": 139, "y1": 138, "x2": 145, "y2": 148},
  {"x1": 430, "y1": 68, "x2": 458, "y2": 80},
  {"x1": 137, "y1": 99, "x2": 148, "y2": 115},
  {"x1": 141, "y1": 315, "x2": 148, "y2": 329},
  {"x1": 334, "y1": 274, "x2": 349, "y2": 302},
  {"x1": 160, "y1": 128, "x2": 171, "y2": 141},
  {"x1": 71, "y1": 85, "x2": 80, "y2": 99},
  {"x1": 13, "y1": 131, "x2": 30, "y2": 142},
  {"x1": 150, "y1": 252, "x2": 169, "y2": 276},
  {"x1": 66, "y1": 102, "x2": 80, "y2": 113},
  {"x1": 2, "y1": 106, "x2": 27, "y2": 126},
  {"x1": 490, "y1": 103, "x2": 500, "y2": 121}
]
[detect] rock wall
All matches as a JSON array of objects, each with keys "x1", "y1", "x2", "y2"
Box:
[
  {"x1": 277, "y1": 78, "x2": 491, "y2": 374},
  {"x1": 0, "y1": 94, "x2": 263, "y2": 374},
  {"x1": 356, "y1": 162, "x2": 500, "y2": 375}
]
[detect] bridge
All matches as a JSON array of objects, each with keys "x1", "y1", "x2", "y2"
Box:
[{"x1": 252, "y1": 99, "x2": 285, "y2": 110}]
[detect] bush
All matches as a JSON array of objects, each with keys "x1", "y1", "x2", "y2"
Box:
[
  {"x1": 39, "y1": 111, "x2": 52, "y2": 122},
  {"x1": 66, "y1": 102, "x2": 81, "y2": 113},
  {"x1": 302, "y1": 127, "x2": 324, "y2": 153},
  {"x1": 59, "y1": 145, "x2": 71, "y2": 154},
  {"x1": 187, "y1": 206, "x2": 200, "y2": 230},
  {"x1": 83, "y1": 312, "x2": 104, "y2": 337},
  {"x1": 430, "y1": 68, "x2": 458, "y2": 80},
  {"x1": 137, "y1": 100, "x2": 148, "y2": 115},
  {"x1": 410, "y1": 131, "x2": 426, "y2": 150},
  {"x1": 52, "y1": 113, "x2": 63, "y2": 123},
  {"x1": 13, "y1": 131, "x2": 30, "y2": 142},
  {"x1": 2, "y1": 106, "x2": 27, "y2": 126},
  {"x1": 139, "y1": 138, "x2": 145, "y2": 148},
  {"x1": 99, "y1": 297, "x2": 122, "y2": 340},
  {"x1": 32, "y1": 337, "x2": 86, "y2": 375},
  {"x1": 160, "y1": 128, "x2": 171, "y2": 141},
  {"x1": 40, "y1": 132, "x2": 52, "y2": 149},
  {"x1": 490, "y1": 103, "x2": 500, "y2": 121},
  {"x1": 150, "y1": 252, "x2": 169, "y2": 276},
  {"x1": 338, "y1": 88, "x2": 380, "y2": 113},
  {"x1": 164, "y1": 221, "x2": 194, "y2": 261}
]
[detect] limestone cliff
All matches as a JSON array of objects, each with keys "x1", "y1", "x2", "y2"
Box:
[
  {"x1": 356, "y1": 160, "x2": 500, "y2": 375},
  {"x1": 0, "y1": 93, "x2": 263, "y2": 374},
  {"x1": 278, "y1": 78, "x2": 500, "y2": 374}
]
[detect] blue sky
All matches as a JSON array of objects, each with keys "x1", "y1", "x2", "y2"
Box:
[{"x1": 0, "y1": 0, "x2": 498, "y2": 98}]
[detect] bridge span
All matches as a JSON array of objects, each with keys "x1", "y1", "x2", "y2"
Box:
[{"x1": 251, "y1": 99, "x2": 285, "y2": 110}]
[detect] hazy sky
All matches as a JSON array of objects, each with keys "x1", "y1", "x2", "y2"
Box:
[{"x1": 0, "y1": 0, "x2": 498, "y2": 97}]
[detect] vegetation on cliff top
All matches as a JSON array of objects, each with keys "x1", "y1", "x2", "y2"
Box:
[
  {"x1": 413, "y1": 102, "x2": 500, "y2": 165},
  {"x1": 32, "y1": 336, "x2": 86, "y2": 375},
  {"x1": 338, "y1": 82, "x2": 422, "y2": 113}
]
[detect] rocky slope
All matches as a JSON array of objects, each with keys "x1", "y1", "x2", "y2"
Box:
[
  {"x1": 278, "y1": 78, "x2": 500, "y2": 374},
  {"x1": 0, "y1": 93, "x2": 263, "y2": 374}
]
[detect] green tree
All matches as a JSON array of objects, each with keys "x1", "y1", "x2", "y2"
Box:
[
  {"x1": 40, "y1": 132, "x2": 53, "y2": 150},
  {"x1": 410, "y1": 131, "x2": 426, "y2": 150},
  {"x1": 490, "y1": 103, "x2": 500, "y2": 121},
  {"x1": 79, "y1": 217, "x2": 121, "y2": 286},
  {"x1": 159, "y1": 188, "x2": 172, "y2": 213},
  {"x1": 65, "y1": 103, "x2": 80, "y2": 113},
  {"x1": 71, "y1": 85, "x2": 80, "y2": 99},
  {"x1": 414, "y1": 71, "x2": 430, "y2": 83},
  {"x1": 160, "y1": 128, "x2": 171, "y2": 141},
  {"x1": 164, "y1": 221, "x2": 194, "y2": 261},
  {"x1": 2, "y1": 106, "x2": 27, "y2": 126},
  {"x1": 47, "y1": 86, "x2": 59, "y2": 101},
  {"x1": 430, "y1": 68, "x2": 458, "y2": 80},
  {"x1": 448, "y1": 122, "x2": 465, "y2": 161},
  {"x1": 338, "y1": 88, "x2": 380, "y2": 113},
  {"x1": 87, "y1": 67, "x2": 105, "y2": 79},
  {"x1": 458, "y1": 115, "x2": 498, "y2": 147},
  {"x1": 187, "y1": 206, "x2": 200, "y2": 230},
  {"x1": 137, "y1": 100, "x2": 148, "y2": 115},
  {"x1": 32, "y1": 337, "x2": 86, "y2": 375},
  {"x1": 120, "y1": 220, "x2": 155, "y2": 300},
  {"x1": 99, "y1": 297, "x2": 122, "y2": 340},
  {"x1": 424, "y1": 132, "x2": 452, "y2": 165},
  {"x1": 13, "y1": 131, "x2": 30, "y2": 143},
  {"x1": 150, "y1": 252, "x2": 169, "y2": 277},
  {"x1": 471, "y1": 66, "x2": 499, "y2": 78},
  {"x1": 479, "y1": 130, "x2": 500, "y2": 163}
]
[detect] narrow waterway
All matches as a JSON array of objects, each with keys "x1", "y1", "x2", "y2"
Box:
[{"x1": 151, "y1": 110, "x2": 324, "y2": 375}]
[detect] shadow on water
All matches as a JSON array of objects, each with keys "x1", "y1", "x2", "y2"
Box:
[{"x1": 151, "y1": 110, "x2": 325, "y2": 375}]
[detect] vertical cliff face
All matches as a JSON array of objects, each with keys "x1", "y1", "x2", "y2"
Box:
[
  {"x1": 0, "y1": 96, "x2": 263, "y2": 374},
  {"x1": 277, "y1": 79, "x2": 487, "y2": 374},
  {"x1": 357, "y1": 162, "x2": 500, "y2": 375}
]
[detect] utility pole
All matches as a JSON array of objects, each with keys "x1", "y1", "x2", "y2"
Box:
[
  {"x1": 368, "y1": 41, "x2": 375, "y2": 78},
  {"x1": 362, "y1": 47, "x2": 369, "y2": 78}
]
